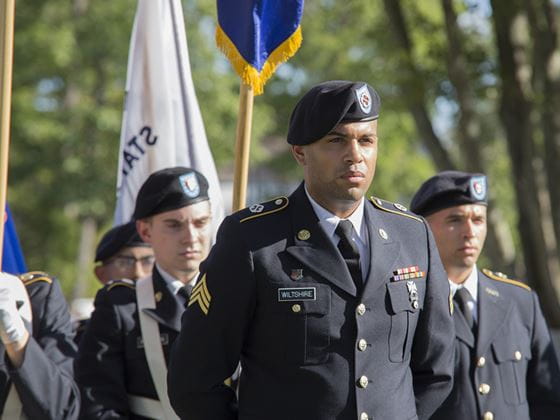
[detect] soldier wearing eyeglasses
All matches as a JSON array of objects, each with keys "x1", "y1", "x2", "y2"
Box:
[
  {"x1": 93, "y1": 221, "x2": 154, "y2": 285},
  {"x1": 76, "y1": 167, "x2": 213, "y2": 420},
  {"x1": 73, "y1": 222, "x2": 154, "y2": 344}
]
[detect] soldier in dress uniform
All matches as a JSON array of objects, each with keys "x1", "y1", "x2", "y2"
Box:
[
  {"x1": 0, "y1": 271, "x2": 79, "y2": 419},
  {"x1": 73, "y1": 222, "x2": 154, "y2": 344},
  {"x1": 410, "y1": 170, "x2": 560, "y2": 420},
  {"x1": 168, "y1": 81, "x2": 454, "y2": 420},
  {"x1": 76, "y1": 167, "x2": 213, "y2": 419}
]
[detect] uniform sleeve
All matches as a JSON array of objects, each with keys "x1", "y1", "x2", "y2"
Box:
[
  {"x1": 168, "y1": 216, "x2": 256, "y2": 420},
  {"x1": 8, "y1": 278, "x2": 80, "y2": 420},
  {"x1": 527, "y1": 291, "x2": 560, "y2": 418},
  {"x1": 75, "y1": 288, "x2": 131, "y2": 419},
  {"x1": 410, "y1": 223, "x2": 455, "y2": 420}
]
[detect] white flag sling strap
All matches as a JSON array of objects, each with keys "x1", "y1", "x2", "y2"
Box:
[
  {"x1": 133, "y1": 275, "x2": 178, "y2": 420},
  {"x1": 114, "y1": 0, "x2": 224, "y2": 235},
  {"x1": 2, "y1": 276, "x2": 32, "y2": 420}
]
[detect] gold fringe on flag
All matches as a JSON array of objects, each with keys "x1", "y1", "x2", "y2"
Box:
[{"x1": 216, "y1": 25, "x2": 302, "y2": 95}]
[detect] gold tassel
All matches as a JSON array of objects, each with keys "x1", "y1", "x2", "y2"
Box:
[{"x1": 216, "y1": 25, "x2": 303, "y2": 95}]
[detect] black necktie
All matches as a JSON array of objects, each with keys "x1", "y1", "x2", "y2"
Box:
[
  {"x1": 335, "y1": 220, "x2": 363, "y2": 290},
  {"x1": 454, "y1": 288, "x2": 475, "y2": 331},
  {"x1": 177, "y1": 284, "x2": 193, "y2": 307}
]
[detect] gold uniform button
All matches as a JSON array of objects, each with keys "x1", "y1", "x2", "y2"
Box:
[
  {"x1": 358, "y1": 375, "x2": 369, "y2": 388},
  {"x1": 358, "y1": 339, "x2": 368, "y2": 351},
  {"x1": 292, "y1": 304, "x2": 301, "y2": 313},
  {"x1": 483, "y1": 411, "x2": 494, "y2": 420},
  {"x1": 514, "y1": 350, "x2": 522, "y2": 361},
  {"x1": 356, "y1": 303, "x2": 366, "y2": 316},
  {"x1": 477, "y1": 357, "x2": 486, "y2": 367},
  {"x1": 478, "y1": 383, "x2": 491, "y2": 395},
  {"x1": 360, "y1": 413, "x2": 369, "y2": 420}
]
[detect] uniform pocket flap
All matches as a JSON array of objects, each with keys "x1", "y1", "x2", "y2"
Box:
[
  {"x1": 387, "y1": 281, "x2": 425, "y2": 314},
  {"x1": 492, "y1": 333, "x2": 531, "y2": 362}
]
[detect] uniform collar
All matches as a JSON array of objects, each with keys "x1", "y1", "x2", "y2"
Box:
[
  {"x1": 156, "y1": 263, "x2": 184, "y2": 295},
  {"x1": 304, "y1": 185, "x2": 367, "y2": 245},
  {"x1": 449, "y1": 265, "x2": 479, "y2": 302}
]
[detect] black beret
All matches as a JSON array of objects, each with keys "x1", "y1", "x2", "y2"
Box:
[
  {"x1": 95, "y1": 222, "x2": 149, "y2": 263},
  {"x1": 287, "y1": 80, "x2": 381, "y2": 146},
  {"x1": 133, "y1": 167, "x2": 210, "y2": 220},
  {"x1": 410, "y1": 170, "x2": 488, "y2": 216}
]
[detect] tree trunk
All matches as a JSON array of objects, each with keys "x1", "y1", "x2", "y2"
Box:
[
  {"x1": 382, "y1": 0, "x2": 455, "y2": 170},
  {"x1": 441, "y1": 0, "x2": 516, "y2": 273},
  {"x1": 490, "y1": 0, "x2": 560, "y2": 326},
  {"x1": 526, "y1": 0, "x2": 560, "y2": 260}
]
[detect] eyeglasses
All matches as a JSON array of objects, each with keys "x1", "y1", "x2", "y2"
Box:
[{"x1": 106, "y1": 255, "x2": 155, "y2": 270}]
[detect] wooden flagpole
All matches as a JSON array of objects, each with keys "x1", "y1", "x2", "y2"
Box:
[
  {"x1": 0, "y1": 0, "x2": 16, "y2": 266},
  {"x1": 232, "y1": 83, "x2": 254, "y2": 212}
]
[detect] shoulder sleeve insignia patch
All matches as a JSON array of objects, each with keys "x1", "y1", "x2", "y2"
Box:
[
  {"x1": 240, "y1": 196, "x2": 289, "y2": 223},
  {"x1": 482, "y1": 268, "x2": 531, "y2": 291},
  {"x1": 188, "y1": 273, "x2": 211, "y2": 315},
  {"x1": 19, "y1": 271, "x2": 53, "y2": 286},
  {"x1": 369, "y1": 196, "x2": 422, "y2": 223},
  {"x1": 107, "y1": 279, "x2": 136, "y2": 291}
]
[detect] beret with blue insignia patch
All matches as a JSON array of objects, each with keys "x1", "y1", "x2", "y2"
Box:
[
  {"x1": 133, "y1": 167, "x2": 210, "y2": 220},
  {"x1": 287, "y1": 80, "x2": 381, "y2": 146},
  {"x1": 410, "y1": 170, "x2": 488, "y2": 217}
]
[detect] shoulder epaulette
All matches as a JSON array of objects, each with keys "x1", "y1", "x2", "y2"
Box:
[
  {"x1": 239, "y1": 196, "x2": 289, "y2": 223},
  {"x1": 107, "y1": 279, "x2": 136, "y2": 291},
  {"x1": 19, "y1": 271, "x2": 53, "y2": 286},
  {"x1": 482, "y1": 268, "x2": 531, "y2": 291},
  {"x1": 369, "y1": 196, "x2": 422, "y2": 223}
]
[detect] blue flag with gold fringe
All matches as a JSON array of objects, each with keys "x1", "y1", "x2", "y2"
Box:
[{"x1": 216, "y1": 0, "x2": 304, "y2": 95}]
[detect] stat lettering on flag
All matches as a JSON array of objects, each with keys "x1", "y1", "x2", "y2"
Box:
[
  {"x1": 114, "y1": 0, "x2": 224, "y2": 234},
  {"x1": 2, "y1": 205, "x2": 27, "y2": 275},
  {"x1": 216, "y1": 0, "x2": 304, "y2": 95}
]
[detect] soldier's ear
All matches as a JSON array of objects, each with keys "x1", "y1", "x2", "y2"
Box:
[
  {"x1": 136, "y1": 219, "x2": 152, "y2": 243},
  {"x1": 94, "y1": 265, "x2": 109, "y2": 285},
  {"x1": 291, "y1": 145, "x2": 306, "y2": 166}
]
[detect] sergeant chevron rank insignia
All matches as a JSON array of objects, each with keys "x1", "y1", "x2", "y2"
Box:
[{"x1": 188, "y1": 274, "x2": 212, "y2": 315}]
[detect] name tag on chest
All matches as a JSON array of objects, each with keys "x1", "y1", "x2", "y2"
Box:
[{"x1": 278, "y1": 287, "x2": 316, "y2": 301}]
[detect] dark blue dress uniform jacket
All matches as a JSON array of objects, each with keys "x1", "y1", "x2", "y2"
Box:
[
  {"x1": 0, "y1": 272, "x2": 79, "y2": 419},
  {"x1": 76, "y1": 268, "x2": 184, "y2": 419},
  {"x1": 168, "y1": 184, "x2": 455, "y2": 420},
  {"x1": 431, "y1": 270, "x2": 560, "y2": 420}
]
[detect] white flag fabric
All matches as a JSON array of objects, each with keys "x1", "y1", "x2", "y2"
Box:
[{"x1": 114, "y1": 0, "x2": 224, "y2": 234}]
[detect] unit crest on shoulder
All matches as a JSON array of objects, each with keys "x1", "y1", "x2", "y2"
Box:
[
  {"x1": 19, "y1": 271, "x2": 54, "y2": 286},
  {"x1": 107, "y1": 278, "x2": 136, "y2": 291},
  {"x1": 239, "y1": 196, "x2": 289, "y2": 223},
  {"x1": 482, "y1": 268, "x2": 531, "y2": 291},
  {"x1": 369, "y1": 196, "x2": 422, "y2": 223}
]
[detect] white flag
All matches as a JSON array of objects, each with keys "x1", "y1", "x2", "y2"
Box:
[{"x1": 114, "y1": 0, "x2": 224, "y2": 234}]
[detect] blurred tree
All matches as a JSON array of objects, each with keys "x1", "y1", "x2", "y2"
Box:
[{"x1": 6, "y1": 0, "x2": 560, "y2": 326}]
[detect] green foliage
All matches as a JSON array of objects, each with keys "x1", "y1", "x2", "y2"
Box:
[{"x1": 6, "y1": 0, "x2": 531, "y2": 298}]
